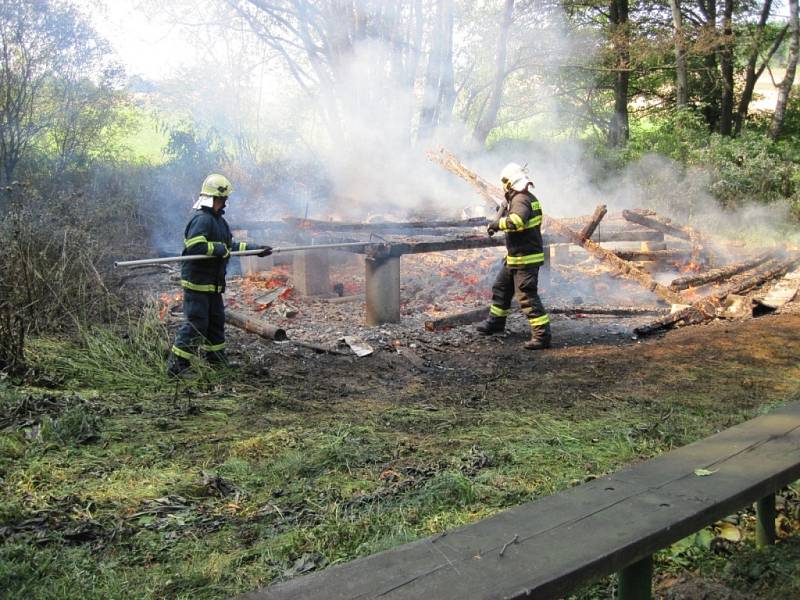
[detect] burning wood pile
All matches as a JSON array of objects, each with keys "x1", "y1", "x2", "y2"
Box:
[{"x1": 152, "y1": 149, "x2": 799, "y2": 355}]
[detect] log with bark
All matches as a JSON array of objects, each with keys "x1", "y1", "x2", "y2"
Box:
[
  {"x1": 424, "y1": 303, "x2": 668, "y2": 331},
  {"x1": 669, "y1": 252, "x2": 773, "y2": 291},
  {"x1": 428, "y1": 149, "x2": 687, "y2": 305},
  {"x1": 634, "y1": 255, "x2": 800, "y2": 336},
  {"x1": 622, "y1": 208, "x2": 710, "y2": 265},
  {"x1": 225, "y1": 309, "x2": 288, "y2": 341},
  {"x1": 579, "y1": 205, "x2": 608, "y2": 241}
]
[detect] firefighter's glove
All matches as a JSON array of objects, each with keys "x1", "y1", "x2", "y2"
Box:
[
  {"x1": 487, "y1": 221, "x2": 501, "y2": 237},
  {"x1": 255, "y1": 245, "x2": 273, "y2": 258}
]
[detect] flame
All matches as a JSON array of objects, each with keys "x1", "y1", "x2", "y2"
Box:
[{"x1": 158, "y1": 292, "x2": 183, "y2": 321}]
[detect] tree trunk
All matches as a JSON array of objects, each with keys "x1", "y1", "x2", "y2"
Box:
[
  {"x1": 419, "y1": 0, "x2": 456, "y2": 139},
  {"x1": 607, "y1": 0, "x2": 630, "y2": 147},
  {"x1": 669, "y1": 0, "x2": 689, "y2": 108},
  {"x1": 770, "y1": 0, "x2": 799, "y2": 140},
  {"x1": 473, "y1": 0, "x2": 514, "y2": 146},
  {"x1": 719, "y1": 0, "x2": 735, "y2": 136},
  {"x1": 734, "y1": 0, "x2": 774, "y2": 134},
  {"x1": 698, "y1": 0, "x2": 720, "y2": 130}
]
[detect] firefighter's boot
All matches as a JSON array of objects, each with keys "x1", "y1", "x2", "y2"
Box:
[
  {"x1": 207, "y1": 351, "x2": 240, "y2": 370},
  {"x1": 524, "y1": 323, "x2": 552, "y2": 350},
  {"x1": 476, "y1": 316, "x2": 506, "y2": 335},
  {"x1": 166, "y1": 354, "x2": 193, "y2": 378}
]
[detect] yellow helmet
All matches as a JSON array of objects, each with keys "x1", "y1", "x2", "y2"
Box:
[{"x1": 200, "y1": 174, "x2": 233, "y2": 198}]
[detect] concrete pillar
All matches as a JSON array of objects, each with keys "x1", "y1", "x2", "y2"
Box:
[
  {"x1": 365, "y1": 255, "x2": 400, "y2": 325},
  {"x1": 640, "y1": 241, "x2": 667, "y2": 251},
  {"x1": 551, "y1": 243, "x2": 571, "y2": 265},
  {"x1": 293, "y1": 250, "x2": 330, "y2": 297},
  {"x1": 540, "y1": 245, "x2": 550, "y2": 290}
]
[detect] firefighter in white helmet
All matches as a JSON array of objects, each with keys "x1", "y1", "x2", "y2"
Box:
[
  {"x1": 167, "y1": 174, "x2": 272, "y2": 377},
  {"x1": 477, "y1": 162, "x2": 551, "y2": 349}
]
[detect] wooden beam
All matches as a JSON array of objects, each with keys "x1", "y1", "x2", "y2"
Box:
[
  {"x1": 669, "y1": 253, "x2": 773, "y2": 291},
  {"x1": 424, "y1": 304, "x2": 669, "y2": 331},
  {"x1": 579, "y1": 204, "x2": 608, "y2": 241},
  {"x1": 283, "y1": 216, "x2": 489, "y2": 231}
]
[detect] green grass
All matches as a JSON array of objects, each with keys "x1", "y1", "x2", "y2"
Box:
[{"x1": 2, "y1": 320, "x2": 800, "y2": 599}]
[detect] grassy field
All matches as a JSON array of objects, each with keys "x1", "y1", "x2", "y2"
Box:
[{"x1": 2, "y1": 313, "x2": 800, "y2": 599}]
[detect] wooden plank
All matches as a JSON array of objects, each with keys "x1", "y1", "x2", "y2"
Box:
[
  {"x1": 756, "y1": 266, "x2": 800, "y2": 309},
  {"x1": 237, "y1": 403, "x2": 800, "y2": 600},
  {"x1": 282, "y1": 216, "x2": 489, "y2": 231}
]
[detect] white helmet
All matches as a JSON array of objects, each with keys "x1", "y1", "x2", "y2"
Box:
[{"x1": 500, "y1": 162, "x2": 534, "y2": 193}]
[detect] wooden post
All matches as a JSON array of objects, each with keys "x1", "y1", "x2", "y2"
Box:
[
  {"x1": 618, "y1": 555, "x2": 652, "y2": 600},
  {"x1": 365, "y1": 255, "x2": 400, "y2": 325},
  {"x1": 756, "y1": 493, "x2": 777, "y2": 548},
  {"x1": 293, "y1": 250, "x2": 331, "y2": 297}
]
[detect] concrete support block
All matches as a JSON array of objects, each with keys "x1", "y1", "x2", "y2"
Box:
[
  {"x1": 293, "y1": 250, "x2": 331, "y2": 297},
  {"x1": 365, "y1": 255, "x2": 400, "y2": 325},
  {"x1": 640, "y1": 241, "x2": 667, "y2": 251},
  {"x1": 551, "y1": 243, "x2": 571, "y2": 265}
]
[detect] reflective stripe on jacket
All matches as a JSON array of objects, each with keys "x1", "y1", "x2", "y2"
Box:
[
  {"x1": 180, "y1": 207, "x2": 252, "y2": 293},
  {"x1": 498, "y1": 188, "x2": 544, "y2": 267}
]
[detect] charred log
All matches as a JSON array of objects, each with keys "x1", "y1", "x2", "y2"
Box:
[
  {"x1": 622, "y1": 208, "x2": 709, "y2": 265},
  {"x1": 635, "y1": 256, "x2": 800, "y2": 336},
  {"x1": 669, "y1": 253, "x2": 773, "y2": 291},
  {"x1": 613, "y1": 250, "x2": 689, "y2": 261},
  {"x1": 225, "y1": 309, "x2": 288, "y2": 341},
  {"x1": 424, "y1": 304, "x2": 668, "y2": 331},
  {"x1": 579, "y1": 205, "x2": 608, "y2": 241}
]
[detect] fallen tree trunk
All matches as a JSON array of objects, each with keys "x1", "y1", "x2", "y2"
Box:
[
  {"x1": 424, "y1": 304, "x2": 668, "y2": 331},
  {"x1": 225, "y1": 309, "x2": 288, "y2": 341},
  {"x1": 428, "y1": 149, "x2": 687, "y2": 305},
  {"x1": 634, "y1": 256, "x2": 799, "y2": 336},
  {"x1": 669, "y1": 252, "x2": 773, "y2": 291}
]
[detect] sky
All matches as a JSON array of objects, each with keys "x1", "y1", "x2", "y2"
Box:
[{"x1": 78, "y1": 1, "x2": 200, "y2": 80}]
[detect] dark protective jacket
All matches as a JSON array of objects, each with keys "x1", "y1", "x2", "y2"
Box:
[
  {"x1": 180, "y1": 207, "x2": 254, "y2": 293},
  {"x1": 496, "y1": 187, "x2": 544, "y2": 267}
]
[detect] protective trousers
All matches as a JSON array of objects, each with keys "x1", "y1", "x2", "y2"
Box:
[
  {"x1": 171, "y1": 290, "x2": 226, "y2": 364},
  {"x1": 489, "y1": 263, "x2": 550, "y2": 332}
]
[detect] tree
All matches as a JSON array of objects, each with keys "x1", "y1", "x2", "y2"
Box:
[
  {"x1": 770, "y1": 0, "x2": 799, "y2": 139},
  {"x1": 607, "y1": 0, "x2": 630, "y2": 147},
  {"x1": 670, "y1": 0, "x2": 689, "y2": 108},
  {"x1": 472, "y1": 0, "x2": 514, "y2": 146},
  {"x1": 0, "y1": 0, "x2": 122, "y2": 184}
]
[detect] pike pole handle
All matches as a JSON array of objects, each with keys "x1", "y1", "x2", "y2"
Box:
[{"x1": 113, "y1": 242, "x2": 372, "y2": 268}]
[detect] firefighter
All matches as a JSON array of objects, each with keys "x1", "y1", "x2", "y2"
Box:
[
  {"x1": 167, "y1": 174, "x2": 272, "y2": 377},
  {"x1": 476, "y1": 162, "x2": 551, "y2": 349}
]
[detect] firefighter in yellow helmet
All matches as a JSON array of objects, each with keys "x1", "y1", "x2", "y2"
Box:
[
  {"x1": 167, "y1": 174, "x2": 272, "y2": 377},
  {"x1": 477, "y1": 163, "x2": 551, "y2": 349}
]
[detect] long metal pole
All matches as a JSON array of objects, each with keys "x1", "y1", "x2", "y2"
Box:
[{"x1": 114, "y1": 242, "x2": 373, "y2": 268}]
